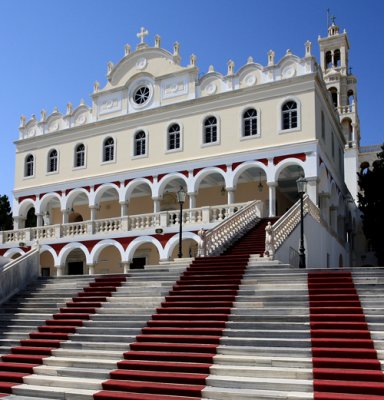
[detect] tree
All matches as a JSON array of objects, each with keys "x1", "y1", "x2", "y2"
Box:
[
  {"x1": 0, "y1": 195, "x2": 13, "y2": 231},
  {"x1": 358, "y1": 144, "x2": 384, "y2": 265}
]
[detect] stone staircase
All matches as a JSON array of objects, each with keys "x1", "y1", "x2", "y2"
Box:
[{"x1": 0, "y1": 217, "x2": 383, "y2": 399}]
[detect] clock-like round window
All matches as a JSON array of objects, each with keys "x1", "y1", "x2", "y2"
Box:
[{"x1": 133, "y1": 86, "x2": 150, "y2": 105}]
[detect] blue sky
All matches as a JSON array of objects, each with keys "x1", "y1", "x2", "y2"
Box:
[{"x1": 0, "y1": 0, "x2": 383, "y2": 201}]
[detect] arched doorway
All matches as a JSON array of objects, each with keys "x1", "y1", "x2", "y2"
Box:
[{"x1": 65, "y1": 248, "x2": 86, "y2": 275}]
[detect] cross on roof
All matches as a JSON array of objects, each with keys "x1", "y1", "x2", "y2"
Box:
[
  {"x1": 137, "y1": 27, "x2": 149, "y2": 44},
  {"x1": 331, "y1": 15, "x2": 336, "y2": 24}
]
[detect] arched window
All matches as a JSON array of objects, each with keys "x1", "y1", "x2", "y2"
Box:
[
  {"x1": 47, "y1": 149, "x2": 58, "y2": 173},
  {"x1": 282, "y1": 101, "x2": 298, "y2": 130},
  {"x1": 329, "y1": 87, "x2": 338, "y2": 108},
  {"x1": 203, "y1": 116, "x2": 217, "y2": 143},
  {"x1": 334, "y1": 49, "x2": 341, "y2": 67},
  {"x1": 25, "y1": 154, "x2": 34, "y2": 177},
  {"x1": 134, "y1": 131, "x2": 146, "y2": 156},
  {"x1": 103, "y1": 137, "x2": 114, "y2": 162},
  {"x1": 243, "y1": 109, "x2": 258, "y2": 137},
  {"x1": 168, "y1": 124, "x2": 180, "y2": 150},
  {"x1": 325, "y1": 51, "x2": 332, "y2": 69},
  {"x1": 347, "y1": 90, "x2": 354, "y2": 112},
  {"x1": 75, "y1": 144, "x2": 85, "y2": 167}
]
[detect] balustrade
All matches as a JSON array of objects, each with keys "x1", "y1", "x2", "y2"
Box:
[{"x1": 0, "y1": 202, "x2": 249, "y2": 245}]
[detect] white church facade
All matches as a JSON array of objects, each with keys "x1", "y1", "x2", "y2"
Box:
[{"x1": 0, "y1": 23, "x2": 366, "y2": 275}]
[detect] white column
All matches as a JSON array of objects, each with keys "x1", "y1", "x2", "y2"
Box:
[
  {"x1": 153, "y1": 197, "x2": 161, "y2": 213},
  {"x1": 227, "y1": 189, "x2": 235, "y2": 205},
  {"x1": 13, "y1": 216, "x2": 24, "y2": 230},
  {"x1": 120, "y1": 201, "x2": 128, "y2": 217},
  {"x1": 89, "y1": 206, "x2": 97, "y2": 221},
  {"x1": 306, "y1": 177, "x2": 318, "y2": 206},
  {"x1": 122, "y1": 261, "x2": 130, "y2": 274},
  {"x1": 36, "y1": 213, "x2": 43, "y2": 227},
  {"x1": 267, "y1": 182, "x2": 277, "y2": 217},
  {"x1": 188, "y1": 193, "x2": 196, "y2": 209},
  {"x1": 87, "y1": 264, "x2": 95, "y2": 275},
  {"x1": 62, "y1": 210, "x2": 69, "y2": 224},
  {"x1": 56, "y1": 265, "x2": 63, "y2": 277}
]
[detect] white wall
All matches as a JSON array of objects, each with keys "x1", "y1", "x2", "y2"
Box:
[{"x1": 275, "y1": 213, "x2": 350, "y2": 269}]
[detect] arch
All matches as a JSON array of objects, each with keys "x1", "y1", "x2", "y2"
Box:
[
  {"x1": 193, "y1": 167, "x2": 227, "y2": 193},
  {"x1": 39, "y1": 245, "x2": 59, "y2": 266},
  {"x1": 3, "y1": 248, "x2": 26, "y2": 259},
  {"x1": 325, "y1": 50, "x2": 332, "y2": 69},
  {"x1": 124, "y1": 178, "x2": 154, "y2": 202},
  {"x1": 157, "y1": 173, "x2": 190, "y2": 199},
  {"x1": 334, "y1": 49, "x2": 341, "y2": 67},
  {"x1": 125, "y1": 236, "x2": 165, "y2": 262},
  {"x1": 57, "y1": 242, "x2": 91, "y2": 267},
  {"x1": 232, "y1": 161, "x2": 268, "y2": 188},
  {"x1": 39, "y1": 192, "x2": 63, "y2": 215},
  {"x1": 18, "y1": 198, "x2": 37, "y2": 218},
  {"x1": 64, "y1": 188, "x2": 91, "y2": 211},
  {"x1": 273, "y1": 158, "x2": 306, "y2": 183},
  {"x1": 90, "y1": 239, "x2": 125, "y2": 265},
  {"x1": 94, "y1": 183, "x2": 121, "y2": 206},
  {"x1": 163, "y1": 232, "x2": 201, "y2": 260}
]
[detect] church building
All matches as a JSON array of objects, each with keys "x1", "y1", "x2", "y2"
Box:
[{"x1": 0, "y1": 22, "x2": 365, "y2": 274}]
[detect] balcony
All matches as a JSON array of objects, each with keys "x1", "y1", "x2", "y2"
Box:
[{"x1": 0, "y1": 202, "x2": 259, "y2": 246}]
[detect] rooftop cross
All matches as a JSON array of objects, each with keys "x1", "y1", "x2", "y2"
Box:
[
  {"x1": 331, "y1": 15, "x2": 336, "y2": 24},
  {"x1": 137, "y1": 27, "x2": 149, "y2": 45}
]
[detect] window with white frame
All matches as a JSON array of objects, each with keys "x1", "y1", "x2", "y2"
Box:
[
  {"x1": 103, "y1": 137, "x2": 114, "y2": 162},
  {"x1": 203, "y1": 116, "x2": 217, "y2": 144},
  {"x1": 25, "y1": 154, "x2": 34, "y2": 177},
  {"x1": 47, "y1": 149, "x2": 58, "y2": 173},
  {"x1": 282, "y1": 101, "x2": 298, "y2": 130},
  {"x1": 243, "y1": 108, "x2": 258, "y2": 137},
  {"x1": 167, "y1": 124, "x2": 181, "y2": 150},
  {"x1": 134, "y1": 131, "x2": 146, "y2": 156},
  {"x1": 75, "y1": 144, "x2": 85, "y2": 168}
]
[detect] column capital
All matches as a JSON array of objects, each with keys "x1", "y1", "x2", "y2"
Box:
[{"x1": 267, "y1": 181, "x2": 278, "y2": 188}]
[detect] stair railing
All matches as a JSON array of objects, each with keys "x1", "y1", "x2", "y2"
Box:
[
  {"x1": 0, "y1": 245, "x2": 40, "y2": 305},
  {"x1": 268, "y1": 194, "x2": 320, "y2": 256},
  {"x1": 198, "y1": 200, "x2": 263, "y2": 257}
]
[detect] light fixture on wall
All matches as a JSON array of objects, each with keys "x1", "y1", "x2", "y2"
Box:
[
  {"x1": 221, "y1": 186, "x2": 226, "y2": 195},
  {"x1": 258, "y1": 172, "x2": 264, "y2": 192}
]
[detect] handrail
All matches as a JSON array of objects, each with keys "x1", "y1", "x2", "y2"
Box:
[
  {"x1": 198, "y1": 200, "x2": 263, "y2": 257},
  {"x1": 269, "y1": 194, "x2": 320, "y2": 254},
  {"x1": 0, "y1": 246, "x2": 40, "y2": 305}
]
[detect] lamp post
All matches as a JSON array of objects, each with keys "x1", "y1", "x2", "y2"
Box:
[
  {"x1": 296, "y1": 176, "x2": 307, "y2": 269},
  {"x1": 177, "y1": 186, "x2": 186, "y2": 258}
]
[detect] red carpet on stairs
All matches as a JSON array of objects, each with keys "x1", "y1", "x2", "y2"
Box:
[
  {"x1": 308, "y1": 270, "x2": 384, "y2": 399},
  {"x1": 94, "y1": 254, "x2": 250, "y2": 400},
  {"x1": 0, "y1": 275, "x2": 127, "y2": 395}
]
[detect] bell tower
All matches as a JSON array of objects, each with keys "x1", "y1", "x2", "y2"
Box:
[{"x1": 318, "y1": 17, "x2": 360, "y2": 201}]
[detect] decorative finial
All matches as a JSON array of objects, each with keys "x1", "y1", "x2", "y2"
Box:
[
  {"x1": 331, "y1": 15, "x2": 336, "y2": 25},
  {"x1": 107, "y1": 61, "x2": 114, "y2": 75},
  {"x1": 20, "y1": 115, "x2": 26, "y2": 128},
  {"x1": 247, "y1": 56, "x2": 254, "y2": 64},
  {"x1": 227, "y1": 59, "x2": 234, "y2": 76},
  {"x1": 80, "y1": 98, "x2": 85, "y2": 106},
  {"x1": 268, "y1": 50, "x2": 275, "y2": 66},
  {"x1": 31, "y1": 114, "x2": 36, "y2": 121},
  {"x1": 124, "y1": 44, "x2": 131, "y2": 56},
  {"x1": 305, "y1": 40, "x2": 312, "y2": 57},
  {"x1": 137, "y1": 27, "x2": 149, "y2": 45},
  {"x1": 53, "y1": 106, "x2": 58, "y2": 113},
  {"x1": 154, "y1": 34, "x2": 161, "y2": 48},
  {"x1": 93, "y1": 81, "x2": 100, "y2": 93},
  {"x1": 189, "y1": 53, "x2": 196, "y2": 67},
  {"x1": 173, "y1": 41, "x2": 180, "y2": 57},
  {"x1": 40, "y1": 109, "x2": 46, "y2": 122},
  {"x1": 208, "y1": 65, "x2": 215, "y2": 73},
  {"x1": 286, "y1": 49, "x2": 292, "y2": 55},
  {"x1": 66, "y1": 102, "x2": 73, "y2": 115}
]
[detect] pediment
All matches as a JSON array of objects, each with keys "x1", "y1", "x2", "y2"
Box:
[{"x1": 102, "y1": 48, "x2": 192, "y2": 91}]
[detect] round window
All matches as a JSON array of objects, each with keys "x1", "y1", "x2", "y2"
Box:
[{"x1": 133, "y1": 86, "x2": 150, "y2": 105}]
